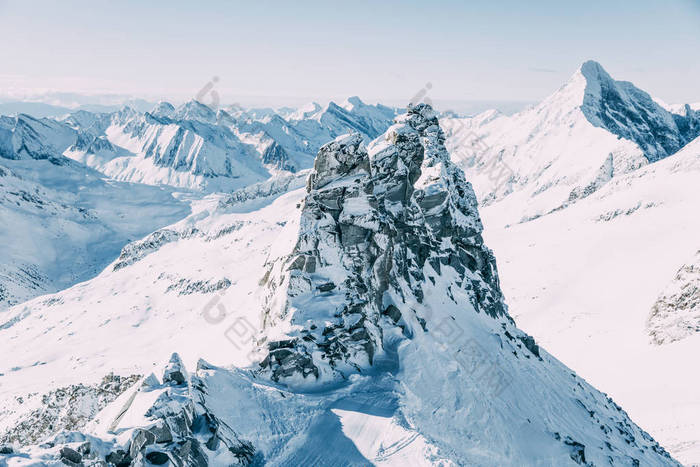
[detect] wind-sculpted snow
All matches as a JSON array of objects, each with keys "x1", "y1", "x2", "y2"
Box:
[{"x1": 475, "y1": 131, "x2": 700, "y2": 462}]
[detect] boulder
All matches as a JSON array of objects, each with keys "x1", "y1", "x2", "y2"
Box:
[
  {"x1": 145, "y1": 451, "x2": 170, "y2": 465},
  {"x1": 129, "y1": 428, "x2": 156, "y2": 459},
  {"x1": 59, "y1": 446, "x2": 82, "y2": 465},
  {"x1": 105, "y1": 449, "x2": 131, "y2": 467}
]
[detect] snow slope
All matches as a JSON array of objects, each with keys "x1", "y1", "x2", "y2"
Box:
[
  {"x1": 0, "y1": 105, "x2": 679, "y2": 466},
  {"x1": 475, "y1": 121, "x2": 700, "y2": 463},
  {"x1": 0, "y1": 156, "x2": 189, "y2": 310}
]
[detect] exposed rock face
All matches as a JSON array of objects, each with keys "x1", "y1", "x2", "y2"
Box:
[
  {"x1": 261, "y1": 140, "x2": 294, "y2": 172},
  {"x1": 259, "y1": 104, "x2": 509, "y2": 383},
  {"x1": 1, "y1": 357, "x2": 255, "y2": 466},
  {"x1": 648, "y1": 251, "x2": 700, "y2": 345},
  {"x1": 0, "y1": 114, "x2": 76, "y2": 163},
  {"x1": 580, "y1": 60, "x2": 700, "y2": 162},
  {"x1": 109, "y1": 358, "x2": 255, "y2": 466},
  {"x1": 162, "y1": 352, "x2": 188, "y2": 385},
  {"x1": 218, "y1": 171, "x2": 309, "y2": 208},
  {"x1": 0, "y1": 373, "x2": 141, "y2": 446}
]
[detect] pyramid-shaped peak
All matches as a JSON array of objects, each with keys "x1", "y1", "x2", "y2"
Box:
[{"x1": 174, "y1": 99, "x2": 217, "y2": 123}]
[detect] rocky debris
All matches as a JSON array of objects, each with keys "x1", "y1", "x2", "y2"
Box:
[
  {"x1": 129, "y1": 428, "x2": 156, "y2": 459},
  {"x1": 218, "y1": 171, "x2": 308, "y2": 208},
  {"x1": 594, "y1": 201, "x2": 659, "y2": 222},
  {"x1": 146, "y1": 419, "x2": 173, "y2": 444},
  {"x1": 76, "y1": 441, "x2": 91, "y2": 456},
  {"x1": 113, "y1": 229, "x2": 184, "y2": 271},
  {"x1": 164, "y1": 277, "x2": 231, "y2": 296},
  {"x1": 258, "y1": 104, "x2": 510, "y2": 384},
  {"x1": 564, "y1": 438, "x2": 586, "y2": 464},
  {"x1": 0, "y1": 444, "x2": 14, "y2": 454},
  {"x1": 113, "y1": 220, "x2": 255, "y2": 272},
  {"x1": 105, "y1": 448, "x2": 130, "y2": 466},
  {"x1": 0, "y1": 373, "x2": 141, "y2": 446},
  {"x1": 647, "y1": 251, "x2": 700, "y2": 344},
  {"x1": 518, "y1": 334, "x2": 541, "y2": 358}
]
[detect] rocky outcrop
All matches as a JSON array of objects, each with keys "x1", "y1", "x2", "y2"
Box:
[
  {"x1": 105, "y1": 355, "x2": 254, "y2": 466},
  {"x1": 648, "y1": 251, "x2": 700, "y2": 344},
  {"x1": 258, "y1": 104, "x2": 510, "y2": 384},
  {"x1": 0, "y1": 373, "x2": 141, "y2": 446},
  {"x1": 1, "y1": 354, "x2": 256, "y2": 466},
  {"x1": 261, "y1": 140, "x2": 294, "y2": 172},
  {"x1": 218, "y1": 171, "x2": 309, "y2": 208}
]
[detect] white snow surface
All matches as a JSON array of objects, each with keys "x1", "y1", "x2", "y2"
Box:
[
  {"x1": 477, "y1": 139, "x2": 700, "y2": 465},
  {"x1": 0, "y1": 158, "x2": 189, "y2": 310}
]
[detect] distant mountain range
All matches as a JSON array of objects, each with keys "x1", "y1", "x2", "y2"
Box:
[{"x1": 1, "y1": 96, "x2": 398, "y2": 192}]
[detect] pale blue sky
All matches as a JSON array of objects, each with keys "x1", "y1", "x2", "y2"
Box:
[{"x1": 0, "y1": 0, "x2": 698, "y2": 107}]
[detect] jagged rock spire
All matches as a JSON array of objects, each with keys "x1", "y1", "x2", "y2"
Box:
[{"x1": 258, "y1": 103, "x2": 508, "y2": 385}]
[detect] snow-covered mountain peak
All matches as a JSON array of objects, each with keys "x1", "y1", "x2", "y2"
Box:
[
  {"x1": 150, "y1": 100, "x2": 175, "y2": 118},
  {"x1": 341, "y1": 95, "x2": 365, "y2": 111},
  {"x1": 578, "y1": 59, "x2": 612, "y2": 82},
  {"x1": 576, "y1": 61, "x2": 698, "y2": 162},
  {"x1": 289, "y1": 101, "x2": 323, "y2": 121},
  {"x1": 441, "y1": 60, "x2": 699, "y2": 225},
  {"x1": 173, "y1": 99, "x2": 217, "y2": 124}
]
